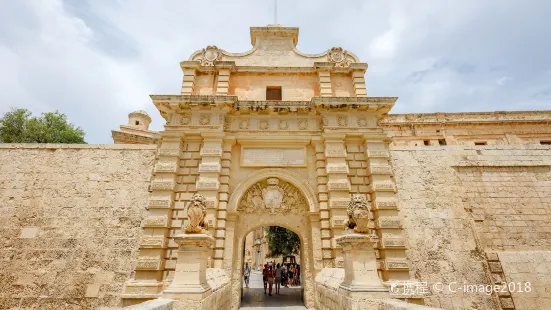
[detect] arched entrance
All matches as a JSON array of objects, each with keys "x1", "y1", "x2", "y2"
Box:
[
  {"x1": 240, "y1": 225, "x2": 304, "y2": 308},
  {"x1": 224, "y1": 169, "x2": 320, "y2": 309}
]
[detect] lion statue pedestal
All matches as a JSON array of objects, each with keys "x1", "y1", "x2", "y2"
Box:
[{"x1": 162, "y1": 194, "x2": 215, "y2": 303}]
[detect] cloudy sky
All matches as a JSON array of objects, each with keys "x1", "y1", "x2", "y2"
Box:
[{"x1": 1, "y1": 0, "x2": 550, "y2": 143}]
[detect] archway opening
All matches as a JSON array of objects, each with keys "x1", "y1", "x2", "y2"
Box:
[{"x1": 240, "y1": 225, "x2": 305, "y2": 309}]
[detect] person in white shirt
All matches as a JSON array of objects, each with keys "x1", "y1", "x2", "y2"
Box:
[
  {"x1": 243, "y1": 262, "x2": 251, "y2": 288},
  {"x1": 274, "y1": 263, "x2": 283, "y2": 295}
]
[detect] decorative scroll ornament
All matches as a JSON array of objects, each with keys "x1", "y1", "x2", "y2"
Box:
[
  {"x1": 345, "y1": 195, "x2": 377, "y2": 237},
  {"x1": 199, "y1": 46, "x2": 221, "y2": 66},
  {"x1": 184, "y1": 193, "x2": 209, "y2": 233},
  {"x1": 328, "y1": 47, "x2": 352, "y2": 68},
  {"x1": 238, "y1": 178, "x2": 306, "y2": 214}
]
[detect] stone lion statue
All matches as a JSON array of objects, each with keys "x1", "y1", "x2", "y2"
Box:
[
  {"x1": 184, "y1": 193, "x2": 208, "y2": 234},
  {"x1": 345, "y1": 194, "x2": 373, "y2": 234}
]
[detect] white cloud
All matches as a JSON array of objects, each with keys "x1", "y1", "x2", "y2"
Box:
[{"x1": 1, "y1": 0, "x2": 550, "y2": 143}]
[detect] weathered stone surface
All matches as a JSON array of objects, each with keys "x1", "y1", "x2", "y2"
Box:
[{"x1": 0, "y1": 145, "x2": 156, "y2": 309}]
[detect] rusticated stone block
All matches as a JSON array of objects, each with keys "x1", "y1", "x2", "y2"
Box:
[{"x1": 142, "y1": 215, "x2": 168, "y2": 227}]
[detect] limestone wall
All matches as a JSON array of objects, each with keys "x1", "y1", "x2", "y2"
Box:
[
  {"x1": 0, "y1": 144, "x2": 156, "y2": 309},
  {"x1": 391, "y1": 144, "x2": 551, "y2": 309}
]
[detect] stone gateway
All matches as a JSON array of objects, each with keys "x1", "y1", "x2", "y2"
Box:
[{"x1": 1, "y1": 25, "x2": 551, "y2": 310}]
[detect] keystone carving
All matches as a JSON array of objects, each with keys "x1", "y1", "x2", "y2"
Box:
[{"x1": 184, "y1": 193, "x2": 209, "y2": 233}]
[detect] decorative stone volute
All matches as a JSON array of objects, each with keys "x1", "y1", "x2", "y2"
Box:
[{"x1": 184, "y1": 193, "x2": 209, "y2": 234}]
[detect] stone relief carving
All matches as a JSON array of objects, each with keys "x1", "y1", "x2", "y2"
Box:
[
  {"x1": 184, "y1": 193, "x2": 209, "y2": 233},
  {"x1": 198, "y1": 46, "x2": 221, "y2": 66},
  {"x1": 239, "y1": 119, "x2": 249, "y2": 129},
  {"x1": 279, "y1": 120, "x2": 288, "y2": 130},
  {"x1": 357, "y1": 117, "x2": 368, "y2": 127},
  {"x1": 337, "y1": 116, "x2": 348, "y2": 127},
  {"x1": 298, "y1": 119, "x2": 308, "y2": 130},
  {"x1": 200, "y1": 114, "x2": 211, "y2": 125},
  {"x1": 238, "y1": 178, "x2": 307, "y2": 214},
  {"x1": 180, "y1": 113, "x2": 191, "y2": 125},
  {"x1": 259, "y1": 120, "x2": 269, "y2": 130},
  {"x1": 328, "y1": 47, "x2": 352, "y2": 68},
  {"x1": 345, "y1": 194, "x2": 377, "y2": 238}
]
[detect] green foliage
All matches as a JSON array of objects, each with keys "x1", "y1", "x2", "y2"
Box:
[
  {"x1": 264, "y1": 226, "x2": 300, "y2": 258},
  {"x1": 0, "y1": 108, "x2": 86, "y2": 144}
]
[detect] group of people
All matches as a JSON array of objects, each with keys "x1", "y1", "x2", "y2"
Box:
[{"x1": 243, "y1": 261, "x2": 301, "y2": 296}]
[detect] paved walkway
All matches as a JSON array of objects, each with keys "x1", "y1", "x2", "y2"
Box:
[{"x1": 240, "y1": 271, "x2": 306, "y2": 309}]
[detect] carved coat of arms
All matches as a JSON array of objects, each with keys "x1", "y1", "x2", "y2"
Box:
[
  {"x1": 262, "y1": 178, "x2": 284, "y2": 214},
  {"x1": 184, "y1": 193, "x2": 208, "y2": 234},
  {"x1": 238, "y1": 177, "x2": 306, "y2": 215}
]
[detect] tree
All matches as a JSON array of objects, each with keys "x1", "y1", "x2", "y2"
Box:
[
  {"x1": 0, "y1": 108, "x2": 86, "y2": 143},
  {"x1": 265, "y1": 226, "x2": 300, "y2": 258}
]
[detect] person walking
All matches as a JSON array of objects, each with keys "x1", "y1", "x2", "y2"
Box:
[
  {"x1": 267, "y1": 265, "x2": 275, "y2": 296},
  {"x1": 243, "y1": 262, "x2": 251, "y2": 288},
  {"x1": 281, "y1": 263, "x2": 288, "y2": 288},
  {"x1": 274, "y1": 263, "x2": 282, "y2": 295},
  {"x1": 288, "y1": 264, "x2": 294, "y2": 288},
  {"x1": 262, "y1": 264, "x2": 268, "y2": 294}
]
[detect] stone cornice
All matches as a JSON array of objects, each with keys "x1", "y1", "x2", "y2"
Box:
[
  {"x1": 111, "y1": 130, "x2": 159, "y2": 145},
  {"x1": 381, "y1": 110, "x2": 551, "y2": 126},
  {"x1": 180, "y1": 61, "x2": 368, "y2": 74},
  {"x1": 151, "y1": 95, "x2": 396, "y2": 115}
]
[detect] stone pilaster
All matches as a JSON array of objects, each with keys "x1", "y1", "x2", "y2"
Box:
[
  {"x1": 363, "y1": 134, "x2": 409, "y2": 281},
  {"x1": 313, "y1": 138, "x2": 332, "y2": 267},
  {"x1": 197, "y1": 132, "x2": 225, "y2": 267},
  {"x1": 122, "y1": 132, "x2": 184, "y2": 301},
  {"x1": 214, "y1": 138, "x2": 234, "y2": 268},
  {"x1": 215, "y1": 68, "x2": 231, "y2": 95},
  {"x1": 317, "y1": 69, "x2": 332, "y2": 97},
  {"x1": 323, "y1": 133, "x2": 351, "y2": 267},
  {"x1": 181, "y1": 69, "x2": 197, "y2": 95},
  {"x1": 352, "y1": 70, "x2": 367, "y2": 97}
]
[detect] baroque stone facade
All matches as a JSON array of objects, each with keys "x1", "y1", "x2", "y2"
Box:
[{"x1": 1, "y1": 25, "x2": 551, "y2": 310}]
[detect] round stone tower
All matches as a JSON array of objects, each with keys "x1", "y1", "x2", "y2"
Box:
[{"x1": 127, "y1": 110, "x2": 152, "y2": 131}]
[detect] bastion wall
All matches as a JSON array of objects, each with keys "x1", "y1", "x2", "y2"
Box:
[
  {"x1": 1, "y1": 143, "x2": 550, "y2": 309},
  {"x1": 0, "y1": 145, "x2": 156, "y2": 309}
]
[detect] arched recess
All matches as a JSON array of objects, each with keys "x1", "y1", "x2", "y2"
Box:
[{"x1": 224, "y1": 168, "x2": 321, "y2": 310}]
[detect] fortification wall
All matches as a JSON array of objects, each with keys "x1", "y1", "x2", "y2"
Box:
[
  {"x1": 0, "y1": 144, "x2": 156, "y2": 309},
  {"x1": 391, "y1": 144, "x2": 551, "y2": 309}
]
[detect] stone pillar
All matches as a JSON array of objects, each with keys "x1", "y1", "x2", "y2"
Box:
[
  {"x1": 323, "y1": 133, "x2": 351, "y2": 267},
  {"x1": 162, "y1": 234, "x2": 215, "y2": 300},
  {"x1": 336, "y1": 233, "x2": 388, "y2": 295}
]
